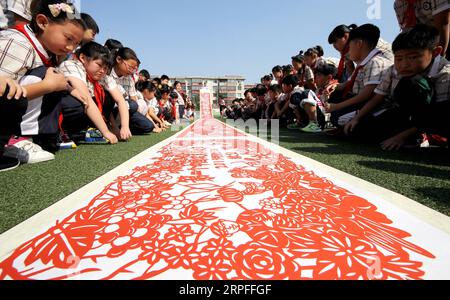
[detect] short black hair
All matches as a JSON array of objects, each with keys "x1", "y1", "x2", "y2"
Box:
[
  {"x1": 136, "y1": 81, "x2": 157, "y2": 93},
  {"x1": 268, "y1": 84, "x2": 282, "y2": 94},
  {"x1": 159, "y1": 84, "x2": 171, "y2": 94},
  {"x1": 244, "y1": 90, "x2": 252, "y2": 97},
  {"x1": 262, "y1": 74, "x2": 273, "y2": 82},
  {"x1": 292, "y1": 52, "x2": 305, "y2": 63},
  {"x1": 76, "y1": 41, "x2": 113, "y2": 70},
  {"x1": 30, "y1": 0, "x2": 86, "y2": 35},
  {"x1": 139, "y1": 69, "x2": 151, "y2": 80},
  {"x1": 161, "y1": 75, "x2": 170, "y2": 81},
  {"x1": 392, "y1": 24, "x2": 440, "y2": 53},
  {"x1": 348, "y1": 23, "x2": 380, "y2": 50},
  {"x1": 115, "y1": 47, "x2": 141, "y2": 65},
  {"x1": 305, "y1": 46, "x2": 324, "y2": 57},
  {"x1": 104, "y1": 39, "x2": 123, "y2": 52},
  {"x1": 282, "y1": 75, "x2": 298, "y2": 87},
  {"x1": 328, "y1": 24, "x2": 358, "y2": 44},
  {"x1": 81, "y1": 13, "x2": 100, "y2": 34},
  {"x1": 282, "y1": 65, "x2": 293, "y2": 73},
  {"x1": 152, "y1": 77, "x2": 161, "y2": 85},
  {"x1": 315, "y1": 64, "x2": 337, "y2": 77},
  {"x1": 272, "y1": 65, "x2": 282, "y2": 73},
  {"x1": 255, "y1": 84, "x2": 267, "y2": 96}
]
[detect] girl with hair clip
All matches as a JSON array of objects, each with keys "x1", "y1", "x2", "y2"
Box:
[
  {"x1": 292, "y1": 52, "x2": 315, "y2": 90},
  {"x1": 0, "y1": 0, "x2": 103, "y2": 166},
  {"x1": 328, "y1": 24, "x2": 394, "y2": 83}
]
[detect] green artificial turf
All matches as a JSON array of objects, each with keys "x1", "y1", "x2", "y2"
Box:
[
  {"x1": 0, "y1": 128, "x2": 183, "y2": 234},
  {"x1": 217, "y1": 117, "x2": 450, "y2": 217},
  {"x1": 1, "y1": 115, "x2": 449, "y2": 235}
]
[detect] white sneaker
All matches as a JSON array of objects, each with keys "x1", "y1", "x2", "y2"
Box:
[
  {"x1": 4, "y1": 139, "x2": 55, "y2": 164},
  {"x1": 164, "y1": 121, "x2": 172, "y2": 127}
]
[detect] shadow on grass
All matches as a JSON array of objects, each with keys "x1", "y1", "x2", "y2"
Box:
[
  {"x1": 415, "y1": 187, "x2": 450, "y2": 204},
  {"x1": 277, "y1": 129, "x2": 450, "y2": 167},
  {"x1": 357, "y1": 161, "x2": 450, "y2": 180}
]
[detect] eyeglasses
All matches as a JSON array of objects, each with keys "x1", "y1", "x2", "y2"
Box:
[{"x1": 121, "y1": 60, "x2": 138, "y2": 73}]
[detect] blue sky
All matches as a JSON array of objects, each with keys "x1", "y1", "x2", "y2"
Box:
[{"x1": 82, "y1": 0, "x2": 399, "y2": 84}]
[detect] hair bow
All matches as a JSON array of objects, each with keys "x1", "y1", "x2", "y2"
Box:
[{"x1": 48, "y1": 3, "x2": 74, "y2": 17}]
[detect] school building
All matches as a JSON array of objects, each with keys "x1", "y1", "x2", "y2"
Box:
[{"x1": 172, "y1": 75, "x2": 246, "y2": 105}]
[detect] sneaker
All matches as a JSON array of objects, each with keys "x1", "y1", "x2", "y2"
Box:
[
  {"x1": 301, "y1": 122, "x2": 323, "y2": 133},
  {"x1": 83, "y1": 128, "x2": 108, "y2": 144},
  {"x1": 4, "y1": 139, "x2": 55, "y2": 164},
  {"x1": 287, "y1": 123, "x2": 302, "y2": 130},
  {"x1": 57, "y1": 133, "x2": 77, "y2": 150},
  {"x1": 420, "y1": 134, "x2": 430, "y2": 148},
  {"x1": 7, "y1": 136, "x2": 29, "y2": 147},
  {"x1": 163, "y1": 121, "x2": 172, "y2": 127},
  {"x1": 0, "y1": 156, "x2": 20, "y2": 172}
]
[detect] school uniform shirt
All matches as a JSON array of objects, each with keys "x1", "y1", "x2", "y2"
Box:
[
  {"x1": 7, "y1": 0, "x2": 32, "y2": 21},
  {"x1": 0, "y1": 24, "x2": 48, "y2": 79},
  {"x1": 104, "y1": 68, "x2": 138, "y2": 100},
  {"x1": 288, "y1": 86, "x2": 306, "y2": 109},
  {"x1": 297, "y1": 65, "x2": 314, "y2": 85},
  {"x1": 135, "y1": 91, "x2": 149, "y2": 116},
  {"x1": 351, "y1": 49, "x2": 393, "y2": 95},
  {"x1": 58, "y1": 59, "x2": 117, "y2": 99},
  {"x1": 313, "y1": 57, "x2": 328, "y2": 70},
  {"x1": 377, "y1": 38, "x2": 395, "y2": 62},
  {"x1": 394, "y1": 0, "x2": 450, "y2": 29},
  {"x1": 376, "y1": 55, "x2": 450, "y2": 103},
  {"x1": 175, "y1": 90, "x2": 185, "y2": 106},
  {"x1": 147, "y1": 97, "x2": 160, "y2": 115},
  {"x1": 264, "y1": 92, "x2": 271, "y2": 106},
  {"x1": 0, "y1": 0, "x2": 8, "y2": 28}
]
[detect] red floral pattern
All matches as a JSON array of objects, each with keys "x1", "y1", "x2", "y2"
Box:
[{"x1": 0, "y1": 94, "x2": 438, "y2": 280}]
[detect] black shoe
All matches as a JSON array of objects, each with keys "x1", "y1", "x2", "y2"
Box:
[{"x1": 0, "y1": 156, "x2": 20, "y2": 172}]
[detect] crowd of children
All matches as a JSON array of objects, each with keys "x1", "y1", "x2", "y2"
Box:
[
  {"x1": 1, "y1": 1, "x2": 450, "y2": 173},
  {"x1": 0, "y1": 0, "x2": 194, "y2": 171},
  {"x1": 222, "y1": 2, "x2": 450, "y2": 152}
]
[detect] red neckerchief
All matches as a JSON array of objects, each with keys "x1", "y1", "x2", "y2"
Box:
[
  {"x1": 402, "y1": 0, "x2": 417, "y2": 29},
  {"x1": 13, "y1": 24, "x2": 55, "y2": 67},
  {"x1": 337, "y1": 46, "x2": 350, "y2": 81},
  {"x1": 87, "y1": 74, "x2": 105, "y2": 116},
  {"x1": 318, "y1": 79, "x2": 339, "y2": 98},
  {"x1": 343, "y1": 50, "x2": 382, "y2": 98}
]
